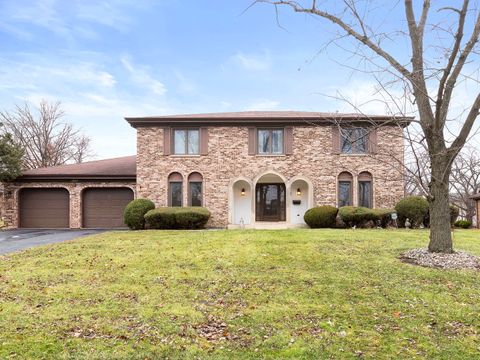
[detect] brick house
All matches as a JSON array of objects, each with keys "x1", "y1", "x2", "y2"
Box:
[{"x1": 2, "y1": 111, "x2": 409, "y2": 229}]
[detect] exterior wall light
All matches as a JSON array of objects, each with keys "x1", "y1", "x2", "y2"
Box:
[
  {"x1": 241, "y1": 188, "x2": 246, "y2": 196},
  {"x1": 296, "y1": 188, "x2": 301, "y2": 196}
]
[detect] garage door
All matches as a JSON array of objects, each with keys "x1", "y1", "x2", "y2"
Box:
[
  {"x1": 19, "y1": 188, "x2": 70, "y2": 228},
  {"x1": 82, "y1": 188, "x2": 134, "y2": 228}
]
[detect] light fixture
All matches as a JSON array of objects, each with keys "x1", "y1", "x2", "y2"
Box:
[
  {"x1": 241, "y1": 188, "x2": 246, "y2": 196},
  {"x1": 296, "y1": 188, "x2": 301, "y2": 196}
]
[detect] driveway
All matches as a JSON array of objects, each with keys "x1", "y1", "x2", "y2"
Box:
[{"x1": 0, "y1": 229, "x2": 106, "y2": 255}]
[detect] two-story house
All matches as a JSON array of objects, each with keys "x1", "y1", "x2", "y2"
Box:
[{"x1": 2, "y1": 111, "x2": 409, "y2": 229}]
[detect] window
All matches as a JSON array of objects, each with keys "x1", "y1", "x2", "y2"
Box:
[
  {"x1": 341, "y1": 127, "x2": 368, "y2": 154},
  {"x1": 257, "y1": 129, "x2": 284, "y2": 155},
  {"x1": 168, "y1": 172, "x2": 183, "y2": 207},
  {"x1": 358, "y1": 172, "x2": 373, "y2": 208},
  {"x1": 173, "y1": 129, "x2": 199, "y2": 155},
  {"x1": 338, "y1": 172, "x2": 353, "y2": 207},
  {"x1": 188, "y1": 172, "x2": 203, "y2": 206}
]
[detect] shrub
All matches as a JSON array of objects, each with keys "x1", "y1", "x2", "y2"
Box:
[
  {"x1": 304, "y1": 206, "x2": 338, "y2": 228},
  {"x1": 144, "y1": 207, "x2": 211, "y2": 230},
  {"x1": 372, "y1": 208, "x2": 396, "y2": 228},
  {"x1": 123, "y1": 198, "x2": 155, "y2": 230},
  {"x1": 175, "y1": 207, "x2": 211, "y2": 229},
  {"x1": 454, "y1": 219, "x2": 472, "y2": 229},
  {"x1": 338, "y1": 206, "x2": 392, "y2": 227},
  {"x1": 394, "y1": 196, "x2": 429, "y2": 228}
]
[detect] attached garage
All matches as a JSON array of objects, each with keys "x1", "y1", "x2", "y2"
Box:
[
  {"x1": 19, "y1": 188, "x2": 70, "y2": 228},
  {"x1": 82, "y1": 187, "x2": 134, "y2": 228}
]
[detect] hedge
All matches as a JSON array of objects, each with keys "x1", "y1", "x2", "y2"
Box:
[
  {"x1": 303, "y1": 206, "x2": 338, "y2": 228},
  {"x1": 123, "y1": 199, "x2": 155, "y2": 230},
  {"x1": 144, "y1": 207, "x2": 211, "y2": 230},
  {"x1": 394, "y1": 196, "x2": 429, "y2": 228},
  {"x1": 454, "y1": 219, "x2": 472, "y2": 229},
  {"x1": 338, "y1": 206, "x2": 394, "y2": 228}
]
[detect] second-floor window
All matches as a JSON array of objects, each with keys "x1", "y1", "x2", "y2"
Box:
[
  {"x1": 257, "y1": 129, "x2": 284, "y2": 155},
  {"x1": 341, "y1": 128, "x2": 368, "y2": 154},
  {"x1": 174, "y1": 129, "x2": 199, "y2": 155}
]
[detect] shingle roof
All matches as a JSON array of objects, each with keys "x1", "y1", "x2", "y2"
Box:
[
  {"x1": 471, "y1": 193, "x2": 480, "y2": 200},
  {"x1": 126, "y1": 110, "x2": 413, "y2": 127},
  {"x1": 18, "y1": 155, "x2": 136, "y2": 180}
]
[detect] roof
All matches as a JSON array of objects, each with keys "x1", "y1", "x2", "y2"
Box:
[
  {"x1": 125, "y1": 110, "x2": 413, "y2": 127},
  {"x1": 18, "y1": 155, "x2": 136, "y2": 181},
  {"x1": 471, "y1": 193, "x2": 480, "y2": 200}
]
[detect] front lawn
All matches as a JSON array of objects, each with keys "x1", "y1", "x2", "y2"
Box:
[{"x1": 0, "y1": 229, "x2": 479, "y2": 359}]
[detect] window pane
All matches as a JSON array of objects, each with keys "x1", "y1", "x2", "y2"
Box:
[
  {"x1": 189, "y1": 182, "x2": 202, "y2": 206},
  {"x1": 187, "y1": 130, "x2": 199, "y2": 154},
  {"x1": 341, "y1": 129, "x2": 353, "y2": 153},
  {"x1": 271, "y1": 129, "x2": 284, "y2": 154},
  {"x1": 258, "y1": 130, "x2": 270, "y2": 154},
  {"x1": 354, "y1": 128, "x2": 367, "y2": 153},
  {"x1": 174, "y1": 130, "x2": 186, "y2": 154},
  {"x1": 338, "y1": 181, "x2": 352, "y2": 207},
  {"x1": 170, "y1": 182, "x2": 182, "y2": 207},
  {"x1": 358, "y1": 181, "x2": 371, "y2": 208}
]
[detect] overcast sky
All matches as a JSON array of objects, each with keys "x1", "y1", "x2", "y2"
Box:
[{"x1": 0, "y1": 1, "x2": 478, "y2": 159}]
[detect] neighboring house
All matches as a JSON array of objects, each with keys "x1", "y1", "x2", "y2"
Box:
[
  {"x1": 471, "y1": 193, "x2": 480, "y2": 228},
  {"x1": 2, "y1": 111, "x2": 409, "y2": 229}
]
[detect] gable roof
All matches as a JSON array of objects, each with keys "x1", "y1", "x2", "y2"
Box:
[
  {"x1": 125, "y1": 110, "x2": 413, "y2": 128},
  {"x1": 17, "y1": 155, "x2": 136, "y2": 181}
]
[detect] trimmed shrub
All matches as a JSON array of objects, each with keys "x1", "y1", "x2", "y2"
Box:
[
  {"x1": 144, "y1": 208, "x2": 177, "y2": 229},
  {"x1": 144, "y1": 207, "x2": 211, "y2": 230},
  {"x1": 175, "y1": 207, "x2": 211, "y2": 229},
  {"x1": 304, "y1": 206, "x2": 338, "y2": 228},
  {"x1": 454, "y1": 219, "x2": 472, "y2": 229},
  {"x1": 338, "y1": 206, "x2": 378, "y2": 227},
  {"x1": 373, "y1": 208, "x2": 396, "y2": 228},
  {"x1": 394, "y1": 196, "x2": 429, "y2": 228},
  {"x1": 123, "y1": 198, "x2": 155, "y2": 230}
]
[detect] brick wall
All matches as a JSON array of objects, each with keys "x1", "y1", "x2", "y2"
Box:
[
  {"x1": 2, "y1": 181, "x2": 136, "y2": 228},
  {"x1": 136, "y1": 125, "x2": 405, "y2": 227}
]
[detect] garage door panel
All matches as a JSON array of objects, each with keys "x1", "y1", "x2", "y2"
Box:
[
  {"x1": 20, "y1": 188, "x2": 69, "y2": 228},
  {"x1": 82, "y1": 188, "x2": 134, "y2": 228}
]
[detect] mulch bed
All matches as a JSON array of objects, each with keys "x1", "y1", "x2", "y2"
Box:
[{"x1": 400, "y1": 248, "x2": 480, "y2": 270}]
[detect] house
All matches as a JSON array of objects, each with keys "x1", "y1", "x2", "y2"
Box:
[
  {"x1": 2, "y1": 111, "x2": 409, "y2": 229},
  {"x1": 471, "y1": 193, "x2": 480, "y2": 228}
]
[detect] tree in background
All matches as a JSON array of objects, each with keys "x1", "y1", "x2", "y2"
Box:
[
  {"x1": 257, "y1": 0, "x2": 480, "y2": 253},
  {"x1": 0, "y1": 126, "x2": 23, "y2": 181},
  {"x1": 406, "y1": 147, "x2": 480, "y2": 224},
  {"x1": 0, "y1": 100, "x2": 92, "y2": 169}
]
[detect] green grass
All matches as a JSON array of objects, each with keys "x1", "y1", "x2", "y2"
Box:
[{"x1": 0, "y1": 229, "x2": 479, "y2": 359}]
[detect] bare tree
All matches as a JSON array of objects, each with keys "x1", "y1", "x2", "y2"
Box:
[
  {"x1": 0, "y1": 100, "x2": 93, "y2": 169},
  {"x1": 256, "y1": 0, "x2": 480, "y2": 253},
  {"x1": 450, "y1": 148, "x2": 480, "y2": 223}
]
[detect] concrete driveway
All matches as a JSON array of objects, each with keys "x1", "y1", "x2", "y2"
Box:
[{"x1": 0, "y1": 229, "x2": 106, "y2": 255}]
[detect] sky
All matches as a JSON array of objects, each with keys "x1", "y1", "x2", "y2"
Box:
[{"x1": 0, "y1": 0, "x2": 478, "y2": 159}]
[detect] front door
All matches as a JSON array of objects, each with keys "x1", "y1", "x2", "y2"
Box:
[{"x1": 255, "y1": 183, "x2": 286, "y2": 221}]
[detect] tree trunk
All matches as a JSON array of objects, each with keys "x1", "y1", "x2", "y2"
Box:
[{"x1": 428, "y1": 165, "x2": 453, "y2": 253}]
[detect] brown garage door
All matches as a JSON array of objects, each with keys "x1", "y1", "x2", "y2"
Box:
[
  {"x1": 19, "y1": 188, "x2": 70, "y2": 228},
  {"x1": 82, "y1": 188, "x2": 134, "y2": 228}
]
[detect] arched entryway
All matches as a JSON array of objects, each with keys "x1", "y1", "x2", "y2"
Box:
[
  {"x1": 255, "y1": 172, "x2": 286, "y2": 222},
  {"x1": 289, "y1": 178, "x2": 311, "y2": 225},
  {"x1": 231, "y1": 178, "x2": 252, "y2": 225}
]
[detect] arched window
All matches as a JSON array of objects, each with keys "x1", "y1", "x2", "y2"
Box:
[
  {"x1": 188, "y1": 172, "x2": 203, "y2": 206},
  {"x1": 168, "y1": 172, "x2": 183, "y2": 207},
  {"x1": 358, "y1": 171, "x2": 373, "y2": 208},
  {"x1": 338, "y1": 171, "x2": 353, "y2": 207}
]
